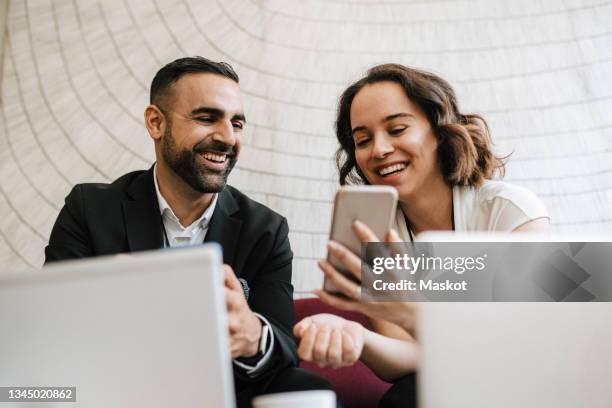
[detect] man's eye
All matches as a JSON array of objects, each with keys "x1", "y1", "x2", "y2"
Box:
[
  {"x1": 232, "y1": 122, "x2": 244, "y2": 130},
  {"x1": 196, "y1": 117, "x2": 213, "y2": 123}
]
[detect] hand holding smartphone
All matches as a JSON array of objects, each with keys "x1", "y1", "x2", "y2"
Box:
[{"x1": 324, "y1": 186, "x2": 398, "y2": 294}]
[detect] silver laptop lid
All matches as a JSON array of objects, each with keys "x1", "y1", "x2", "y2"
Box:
[
  {"x1": 0, "y1": 244, "x2": 234, "y2": 408},
  {"x1": 416, "y1": 232, "x2": 612, "y2": 408}
]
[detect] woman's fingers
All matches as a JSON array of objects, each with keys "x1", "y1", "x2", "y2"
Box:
[
  {"x1": 298, "y1": 325, "x2": 356, "y2": 368},
  {"x1": 312, "y1": 326, "x2": 332, "y2": 366},
  {"x1": 387, "y1": 228, "x2": 402, "y2": 243},
  {"x1": 297, "y1": 323, "x2": 318, "y2": 362},
  {"x1": 293, "y1": 317, "x2": 312, "y2": 338},
  {"x1": 319, "y1": 260, "x2": 361, "y2": 299},
  {"x1": 352, "y1": 220, "x2": 381, "y2": 242},
  {"x1": 342, "y1": 332, "x2": 359, "y2": 363},
  {"x1": 315, "y1": 288, "x2": 358, "y2": 310},
  {"x1": 325, "y1": 241, "x2": 364, "y2": 282},
  {"x1": 314, "y1": 286, "x2": 363, "y2": 312},
  {"x1": 386, "y1": 228, "x2": 410, "y2": 256},
  {"x1": 327, "y1": 329, "x2": 343, "y2": 368}
]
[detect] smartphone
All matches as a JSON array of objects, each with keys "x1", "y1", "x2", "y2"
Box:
[{"x1": 323, "y1": 185, "x2": 398, "y2": 293}]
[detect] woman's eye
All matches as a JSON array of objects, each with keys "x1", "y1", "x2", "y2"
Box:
[
  {"x1": 355, "y1": 138, "x2": 370, "y2": 147},
  {"x1": 389, "y1": 126, "x2": 407, "y2": 135}
]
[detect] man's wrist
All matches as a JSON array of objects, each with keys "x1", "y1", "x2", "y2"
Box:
[
  {"x1": 233, "y1": 314, "x2": 276, "y2": 376},
  {"x1": 244, "y1": 313, "x2": 263, "y2": 357},
  {"x1": 258, "y1": 323, "x2": 269, "y2": 355}
]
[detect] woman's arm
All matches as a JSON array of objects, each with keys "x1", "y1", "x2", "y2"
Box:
[
  {"x1": 294, "y1": 314, "x2": 418, "y2": 382},
  {"x1": 370, "y1": 317, "x2": 414, "y2": 341},
  {"x1": 513, "y1": 217, "x2": 550, "y2": 232},
  {"x1": 360, "y1": 324, "x2": 419, "y2": 382}
]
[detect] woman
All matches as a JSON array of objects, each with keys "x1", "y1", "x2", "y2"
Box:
[{"x1": 293, "y1": 64, "x2": 550, "y2": 407}]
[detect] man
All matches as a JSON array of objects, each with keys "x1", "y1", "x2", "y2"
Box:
[{"x1": 45, "y1": 57, "x2": 331, "y2": 407}]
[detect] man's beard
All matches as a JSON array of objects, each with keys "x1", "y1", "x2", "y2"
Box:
[{"x1": 161, "y1": 127, "x2": 237, "y2": 193}]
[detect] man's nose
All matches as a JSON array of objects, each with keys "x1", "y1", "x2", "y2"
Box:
[{"x1": 212, "y1": 121, "x2": 237, "y2": 147}]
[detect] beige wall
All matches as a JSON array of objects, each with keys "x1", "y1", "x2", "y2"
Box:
[
  {"x1": 0, "y1": 1, "x2": 611, "y2": 293},
  {"x1": 0, "y1": 0, "x2": 8, "y2": 100}
]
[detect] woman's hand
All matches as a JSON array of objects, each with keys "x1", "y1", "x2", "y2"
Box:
[
  {"x1": 316, "y1": 220, "x2": 418, "y2": 337},
  {"x1": 293, "y1": 313, "x2": 364, "y2": 368}
]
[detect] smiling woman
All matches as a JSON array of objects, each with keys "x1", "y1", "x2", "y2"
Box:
[
  {"x1": 336, "y1": 63, "x2": 549, "y2": 237},
  {"x1": 293, "y1": 64, "x2": 551, "y2": 408}
]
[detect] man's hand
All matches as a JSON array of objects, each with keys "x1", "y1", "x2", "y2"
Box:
[
  {"x1": 293, "y1": 313, "x2": 364, "y2": 369},
  {"x1": 224, "y1": 265, "x2": 262, "y2": 359}
]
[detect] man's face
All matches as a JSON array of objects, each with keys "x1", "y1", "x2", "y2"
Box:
[{"x1": 160, "y1": 73, "x2": 245, "y2": 193}]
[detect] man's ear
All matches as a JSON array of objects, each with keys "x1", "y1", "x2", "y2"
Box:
[{"x1": 144, "y1": 105, "x2": 167, "y2": 141}]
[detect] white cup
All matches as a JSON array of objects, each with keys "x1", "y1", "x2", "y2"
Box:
[{"x1": 252, "y1": 390, "x2": 336, "y2": 408}]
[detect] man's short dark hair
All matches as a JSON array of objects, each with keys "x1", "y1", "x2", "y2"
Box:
[{"x1": 150, "y1": 56, "x2": 239, "y2": 112}]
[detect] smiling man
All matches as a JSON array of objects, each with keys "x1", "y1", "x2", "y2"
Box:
[{"x1": 44, "y1": 57, "x2": 332, "y2": 407}]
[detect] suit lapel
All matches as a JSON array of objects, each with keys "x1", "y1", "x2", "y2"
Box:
[
  {"x1": 205, "y1": 187, "x2": 242, "y2": 266},
  {"x1": 123, "y1": 167, "x2": 164, "y2": 252}
]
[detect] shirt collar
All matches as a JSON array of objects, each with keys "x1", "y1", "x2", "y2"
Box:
[{"x1": 153, "y1": 164, "x2": 218, "y2": 230}]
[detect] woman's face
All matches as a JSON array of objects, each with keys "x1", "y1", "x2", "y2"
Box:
[{"x1": 350, "y1": 81, "x2": 442, "y2": 201}]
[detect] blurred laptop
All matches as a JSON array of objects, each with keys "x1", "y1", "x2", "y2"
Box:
[
  {"x1": 416, "y1": 232, "x2": 612, "y2": 408},
  {"x1": 0, "y1": 244, "x2": 235, "y2": 408}
]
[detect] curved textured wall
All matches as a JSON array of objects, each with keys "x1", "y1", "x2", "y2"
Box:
[{"x1": 1, "y1": 0, "x2": 611, "y2": 293}]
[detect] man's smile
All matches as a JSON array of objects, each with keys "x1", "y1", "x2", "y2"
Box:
[
  {"x1": 202, "y1": 152, "x2": 228, "y2": 163},
  {"x1": 198, "y1": 150, "x2": 232, "y2": 172}
]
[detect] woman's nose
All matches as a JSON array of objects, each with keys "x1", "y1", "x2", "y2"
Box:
[{"x1": 372, "y1": 134, "x2": 394, "y2": 158}]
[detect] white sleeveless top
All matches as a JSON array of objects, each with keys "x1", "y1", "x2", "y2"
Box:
[{"x1": 394, "y1": 180, "x2": 550, "y2": 239}]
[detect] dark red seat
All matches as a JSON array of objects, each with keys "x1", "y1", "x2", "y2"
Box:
[{"x1": 294, "y1": 297, "x2": 392, "y2": 408}]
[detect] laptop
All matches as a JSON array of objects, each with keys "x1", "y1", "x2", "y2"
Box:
[
  {"x1": 416, "y1": 232, "x2": 612, "y2": 408},
  {"x1": 0, "y1": 244, "x2": 235, "y2": 408}
]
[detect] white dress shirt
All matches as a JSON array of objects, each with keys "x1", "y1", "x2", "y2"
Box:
[{"x1": 153, "y1": 165, "x2": 274, "y2": 375}]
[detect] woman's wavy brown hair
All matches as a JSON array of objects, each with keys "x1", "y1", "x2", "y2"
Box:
[{"x1": 335, "y1": 64, "x2": 506, "y2": 186}]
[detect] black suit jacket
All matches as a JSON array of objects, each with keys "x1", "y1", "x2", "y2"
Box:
[{"x1": 45, "y1": 166, "x2": 298, "y2": 389}]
